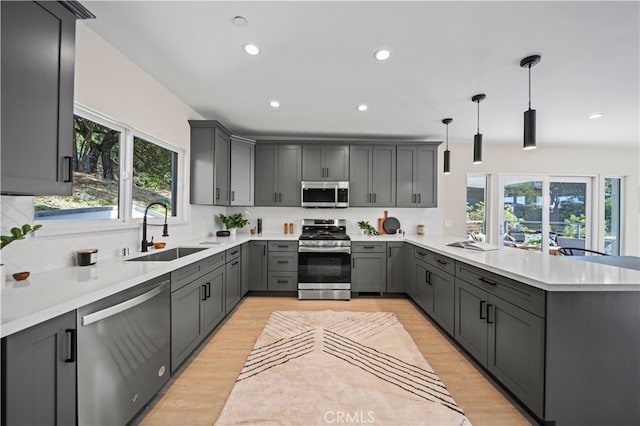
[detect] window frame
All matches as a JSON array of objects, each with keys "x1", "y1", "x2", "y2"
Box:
[{"x1": 34, "y1": 104, "x2": 186, "y2": 235}]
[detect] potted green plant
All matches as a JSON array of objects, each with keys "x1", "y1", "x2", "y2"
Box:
[
  {"x1": 218, "y1": 213, "x2": 250, "y2": 235},
  {"x1": 357, "y1": 220, "x2": 380, "y2": 236}
]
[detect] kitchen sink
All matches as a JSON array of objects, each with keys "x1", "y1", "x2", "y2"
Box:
[{"x1": 127, "y1": 247, "x2": 207, "y2": 262}]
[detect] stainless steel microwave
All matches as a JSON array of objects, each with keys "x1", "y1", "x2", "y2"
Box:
[{"x1": 301, "y1": 181, "x2": 349, "y2": 208}]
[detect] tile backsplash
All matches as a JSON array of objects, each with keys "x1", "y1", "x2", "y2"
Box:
[{"x1": 1, "y1": 195, "x2": 443, "y2": 276}]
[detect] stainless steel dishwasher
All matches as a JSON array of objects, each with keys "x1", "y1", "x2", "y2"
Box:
[{"x1": 77, "y1": 274, "x2": 171, "y2": 425}]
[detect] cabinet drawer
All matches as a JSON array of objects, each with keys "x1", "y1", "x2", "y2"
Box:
[
  {"x1": 268, "y1": 241, "x2": 298, "y2": 252},
  {"x1": 268, "y1": 272, "x2": 298, "y2": 291},
  {"x1": 424, "y1": 252, "x2": 455, "y2": 276},
  {"x1": 456, "y1": 262, "x2": 545, "y2": 317},
  {"x1": 171, "y1": 252, "x2": 225, "y2": 292},
  {"x1": 268, "y1": 253, "x2": 298, "y2": 272},
  {"x1": 352, "y1": 242, "x2": 386, "y2": 253},
  {"x1": 225, "y1": 245, "x2": 241, "y2": 262}
]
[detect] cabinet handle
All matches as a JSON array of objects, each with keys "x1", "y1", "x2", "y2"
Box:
[
  {"x1": 436, "y1": 259, "x2": 448, "y2": 266},
  {"x1": 427, "y1": 271, "x2": 432, "y2": 285},
  {"x1": 479, "y1": 277, "x2": 497, "y2": 286},
  {"x1": 274, "y1": 192, "x2": 278, "y2": 202},
  {"x1": 206, "y1": 282, "x2": 211, "y2": 298},
  {"x1": 279, "y1": 192, "x2": 282, "y2": 202},
  {"x1": 277, "y1": 260, "x2": 288, "y2": 264},
  {"x1": 479, "y1": 300, "x2": 486, "y2": 319},
  {"x1": 232, "y1": 260, "x2": 239, "y2": 266},
  {"x1": 277, "y1": 245, "x2": 289, "y2": 248},
  {"x1": 418, "y1": 193, "x2": 421, "y2": 204},
  {"x1": 425, "y1": 270, "x2": 429, "y2": 284},
  {"x1": 416, "y1": 251, "x2": 426, "y2": 257},
  {"x1": 363, "y1": 245, "x2": 375, "y2": 249},
  {"x1": 277, "y1": 279, "x2": 288, "y2": 284},
  {"x1": 63, "y1": 156, "x2": 73, "y2": 183},
  {"x1": 201, "y1": 284, "x2": 207, "y2": 301},
  {"x1": 230, "y1": 250, "x2": 239, "y2": 255},
  {"x1": 368, "y1": 193, "x2": 371, "y2": 203},
  {"x1": 65, "y1": 329, "x2": 76, "y2": 363},
  {"x1": 486, "y1": 304, "x2": 494, "y2": 324},
  {"x1": 373, "y1": 193, "x2": 377, "y2": 203},
  {"x1": 326, "y1": 167, "x2": 329, "y2": 177},
  {"x1": 352, "y1": 258, "x2": 355, "y2": 268},
  {"x1": 216, "y1": 188, "x2": 220, "y2": 200},
  {"x1": 231, "y1": 191, "x2": 235, "y2": 201},
  {"x1": 264, "y1": 246, "x2": 266, "y2": 256}
]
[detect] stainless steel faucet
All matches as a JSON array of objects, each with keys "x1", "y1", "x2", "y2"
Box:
[{"x1": 141, "y1": 202, "x2": 169, "y2": 252}]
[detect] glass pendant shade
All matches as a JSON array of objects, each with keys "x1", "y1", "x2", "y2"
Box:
[
  {"x1": 443, "y1": 149, "x2": 451, "y2": 174},
  {"x1": 523, "y1": 108, "x2": 536, "y2": 150},
  {"x1": 473, "y1": 133, "x2": 482, "y2": 164}
]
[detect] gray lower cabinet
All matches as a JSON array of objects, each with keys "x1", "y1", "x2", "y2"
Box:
[
  {"x1": 2, "y1": 310, "x2": 77, "y2": 425},
  {"x1": 267, "y1": 241, "x2": 298, "y2": 291},
  {"x1": 405, "y1": 244, "x2": 416, "y2": 298},
  {"x1": 170, "y1": 254, "x2": 226, "y2": 372},
  {"x1": 241, "y1": 242, "x2": 249, "y2": 296},
  {"x1": 189, "y1": 120, "x2": 231, "y2": 206},
  {"x1": 302, "y1": 144, "x2": 349, "y2": 181},
  {"x1": 352, "y1": 242, "x2": 387, "y2": 293},
  {"x1": 225, "y1": 247, "x2": 242, "y2": 314},
  {"x1": 255, "y1": 144, "x2": 302, "y2": 206},
  {"x1": 248, "y1": 241, "x2": 268, "y2": 290},
  {"x1": 1, "y1": 1, "x2": 87, "y2": 195},
  {"x1": 386, "y1": 242, "x2": 406, "y2": 293},
  {"x1": 349, "y1": 145, "x2": 396, "y2": 206},
  {"x1": 396, "y1": 144, "x2": 438, "y2": 207},
  {"x1": 414, "y1": 250, "x2": 455, "y2": 335},
  {"x1": 230, "y1": 136, "x2": 255, "y2": 206},
  {"x1": 454, "y1": 275, "x2": 544, "y2": 417}
]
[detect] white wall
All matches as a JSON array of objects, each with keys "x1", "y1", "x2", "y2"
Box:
[{"x1": 437, "y1": 141, "x2": 640, "y2": 255}]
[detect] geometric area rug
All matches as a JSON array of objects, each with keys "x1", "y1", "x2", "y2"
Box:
[{"x1": 215, "y1": 311, "x2": 471, "y2": 425}]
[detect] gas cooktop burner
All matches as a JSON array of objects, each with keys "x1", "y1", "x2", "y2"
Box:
[{"x1": 299, "y1": 219, "x2": 350, "y2": 241}]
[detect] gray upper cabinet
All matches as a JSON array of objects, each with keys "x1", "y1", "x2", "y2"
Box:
[
  {"x1": 302, "y1": 144, "x2": 349, "y2": 181},
  {"x1": 396, "y1": 144, "x2": 438, "y2": 207},
  {"x1": 349, "y1": 145, "x2": 396, "y2": 206},
  {"x1": 1, "y1": 1, "x2": 92, "y2": 195},
  {"x1": 255, "y1": 144, "x2": 301, "y2": 206},
  {"x1": 230, "y1": 136, "x2": 255, "y2": 206},
  {"x1": 189, "y1": 120, "x2": 231, "y2": 206}
]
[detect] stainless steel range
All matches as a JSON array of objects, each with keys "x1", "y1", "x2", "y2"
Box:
[{"x1": 298, "y1": 219, "x2": 351, "y2": 300}]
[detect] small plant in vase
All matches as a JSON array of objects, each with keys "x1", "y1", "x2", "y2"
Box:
[
  {"x1": 1, "y1": 223, "x2": 43, "y2": 282},
  {"x1": 218, "y1": 213, "x2": 250, "y2": 235}
]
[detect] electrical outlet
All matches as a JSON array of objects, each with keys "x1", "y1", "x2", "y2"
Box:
[{"x1": 444, "y1": 220, "x2": 452, "y2": 228}]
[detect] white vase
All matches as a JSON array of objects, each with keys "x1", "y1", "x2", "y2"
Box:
[{"x1": 228, "y1": 228, "x2": 237, "y2": 236}]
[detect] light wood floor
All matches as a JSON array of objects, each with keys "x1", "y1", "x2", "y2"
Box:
[{"x1": 138, "y1": 297, "x2": 533, "y2": 425}]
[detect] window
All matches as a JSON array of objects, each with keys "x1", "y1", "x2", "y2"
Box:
[
  {"x1": 35, "y1": 108, "x2": 180, "y2": 222},
  {"x1": 466, "y1": 174, "x2": 488, "y2": 241},
  {"x1": 604, "y1": 178, "x2": 622, "y2": 255}
]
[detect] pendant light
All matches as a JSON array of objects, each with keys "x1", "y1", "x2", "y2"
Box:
[
  {"x1": 520, "y1": 54, "x2": 541, "y2": 150},
  {"x1": 442, "y1": 118, "x2": 453, "y2": 174},
  {"x1": 471, "y1": 94, "x2": 486, "y2": 164}
]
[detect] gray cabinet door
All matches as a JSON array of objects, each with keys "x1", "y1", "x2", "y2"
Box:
[
  {"x1": 324, "y1": 145, "x2": 349, "y2": 180},
  {"x1": 225, "y1": 259, "x2": 241, "y2": 314},
  {"x1": 202, "y1": 267, "x2": 225, "y2": 335},
  {"x1": 255, "y1": 144, "x2": 278, "y2": 206},
  {"x1": 454, "y1": 278, "x2": 489, "y2": 365},
  {"x1": 190, "y1": 127, "x2": 215, "y2": 204},
  {"x1": 415, "y1": 145, "x2": 437, "y2": 207},
  {"x1": 415, "y1": 260, "x2": 432, "y2": 312},
  {"x1": 430, "y1": 269, "x2": 455, "y2": 335},
  {"x1": 352, "y1": 252, "x2": 386, "y2": 293},
  {"x1": 386, "y1": 242, "x2": 406, "y2": 293},
  {"x1": 1, "y1": 1, "x2": 76, "y2": 195},
  {"x1": 302, "y1": 145, "x2": 324, "y2": 180},
  {"x1": 349, "y1": 145, "x2": 372, "y2": 206},
  {"x1": 372, "y1": 146, "x2": 396, "y2": 206},
  {"x1": 277, "y1": 145, "x2": 302, "y2": 206},
  {"x1": 171, "y1": 279, "x2": 203, "y2": 371},
  {"x1": 488, "y1": 295, "x2": 544, "y2": 417},
  {"x1": 241, "y1": 243, "x2": 249, "y2": 296},
  {"x1": 396, "y1": 146, "x2": 417, "y2": 207},
  {"x1": 405, "y1": 244, "x2": 416, "y2": 298},
  {"x1": 230, "y1": 138, "x2": 254, "y2": 206},
  {"x1": 2, "y1": 310, "x2": 76, "y2": 425},
  {"x1": 248, "y1": 241, "x2": 268, "y2": 290},
  {"x1": 214, "y1": 128, "x2": 230, "y2": 206}
]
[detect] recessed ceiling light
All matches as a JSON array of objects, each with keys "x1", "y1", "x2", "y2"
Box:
[
  {"x1": 232, "y1": 16, "x2": 248, "y2": 27},
  {"x1": 243, "y1": 43, "x2": 260, "y2": 56},
  {"x1": 587, "y1": 112, "x2": 604, "y2": 119},
  {"x1": 269, "y1": 100, "x2": 280, "y2": 108},
  {"x1": 357, "y1": 104, "x2": 368, "y2": 111},
  {"x1": 374, "y1": 49, "x2": 391, "y2": 61}
]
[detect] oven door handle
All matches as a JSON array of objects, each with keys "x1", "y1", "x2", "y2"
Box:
[{"x1": 298, "y1": 246, "x2": 351, "y2": 254}]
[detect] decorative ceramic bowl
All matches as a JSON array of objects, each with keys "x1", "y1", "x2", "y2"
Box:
[
  {"x1": 154, "y1": 242, "x2": 166, "y2": 249},
  {"x1": 12, "y1": 271, "x2": 30, "y2": 281}
]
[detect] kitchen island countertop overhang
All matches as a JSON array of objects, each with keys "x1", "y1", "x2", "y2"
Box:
[{"x1": 2, "y1": 233, "x2": 639, "y2": 338}]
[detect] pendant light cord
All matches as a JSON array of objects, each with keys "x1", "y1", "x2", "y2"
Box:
[
  {"x1": 445, "y1": 123, "x2": 449, "y2": 150},
  {"x1": 476, "y1": 100, "x2": 480, "y2": 134},
  {"x1": 528, "y1": 65, "x2": 532, "y2": 109}
]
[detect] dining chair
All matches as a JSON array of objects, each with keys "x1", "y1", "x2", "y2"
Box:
[{"x1": 558, "y1": 247, "x2": 609, "y2": 256}]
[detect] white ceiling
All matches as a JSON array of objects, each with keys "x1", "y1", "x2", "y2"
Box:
[{"x1": 84, "y1": 1, "x2": 639, "y2": 147}]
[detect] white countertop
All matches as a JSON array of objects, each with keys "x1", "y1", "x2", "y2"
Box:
[{"x1": 2, "y1": 232, "x2": 638, "y2": 338}]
